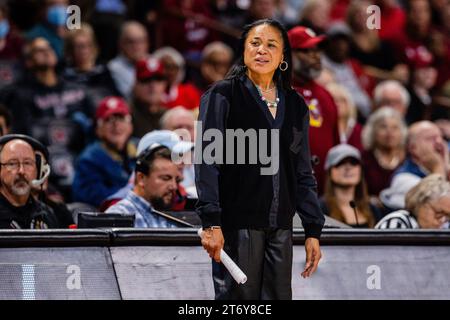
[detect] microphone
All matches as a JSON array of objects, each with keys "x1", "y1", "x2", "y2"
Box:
[
  {"x1": 349, "y1": 200, "x2": 359, "y2": 227},
  {"x1": 31, "y1": 164, "x2": 51, "y2": 188}
]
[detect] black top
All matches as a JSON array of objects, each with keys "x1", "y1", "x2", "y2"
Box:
[
  {"x1": 195, "y1": 75, "x2": 325, "y2": 239},
  {"x1": 0, "y1": 192, "x2": 60, "y2": 229}
]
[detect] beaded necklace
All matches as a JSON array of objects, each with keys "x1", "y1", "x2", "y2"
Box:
[{"x1": 256, "y1": 85, "x2": 280, "y2": 108}]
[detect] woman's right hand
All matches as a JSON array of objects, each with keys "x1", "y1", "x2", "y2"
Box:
[{"x1": 200, "y1": 228, "x2": 224, "y2": 263}]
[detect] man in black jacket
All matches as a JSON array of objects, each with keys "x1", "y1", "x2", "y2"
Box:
[{"x1": 0, "y1": 135, "x2": 59, "y2": 229}]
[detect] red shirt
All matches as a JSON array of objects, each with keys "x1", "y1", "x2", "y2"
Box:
[
  {"x1": 164, "y1": 83, "x2": 201, "y2": 110},
  {"x1": 293, "y1": 79, "x2": 340, "y2": 195},
  {"x1": 362, "y1": 150, "x2": 397, "y2": 196},
  {"x1": 378, "y1": 5, "x2": 406, "y2": 42}
]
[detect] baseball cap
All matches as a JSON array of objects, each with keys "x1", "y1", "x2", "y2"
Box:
[
  {"x1": 135, "y1": 58, "x2": 165, "y2": 82},
  {"x1": 326, "y1": 22, "x2": 352, "y2": 39},
  {"x1": 96, "y1": 96, "x2": 130, "y2": 120},
  {"x1": 137, "y1": 130, "x2": 193, "y2": 156},
  {"x1": 405, "y1": 46, "x2": 434, "y2": 69},
  {"x1": 288, "y1": 26, "x2": 325, "y2": 50},
  {"x1": 324, "y1": 144, "x2": 361, "y2": 170}
]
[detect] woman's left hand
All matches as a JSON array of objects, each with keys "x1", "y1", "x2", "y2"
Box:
[{"x1": 301, "y1": 237, "x2": 322, "y2": 278}]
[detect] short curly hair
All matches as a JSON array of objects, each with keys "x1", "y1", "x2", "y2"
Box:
[{"x1": 405, "y1": 174, "x2": 450, "y2": 216}]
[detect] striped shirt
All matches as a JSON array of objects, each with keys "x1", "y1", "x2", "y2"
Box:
[
  {"x1": 106, "y1": 190, "x2": 178, "y2": 228},
  {"x1": 374, "y1": 210, "x2": 419, "y2": 229}
]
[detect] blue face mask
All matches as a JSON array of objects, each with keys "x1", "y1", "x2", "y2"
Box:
[
  {"x1": 47, "y1": 5, "x2": 67, "y2": 26},
  {"x1": 0, "y1": 20, "x2": 10, "y2": 39}
]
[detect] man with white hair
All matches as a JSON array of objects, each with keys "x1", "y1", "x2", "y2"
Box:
[
  {"x1": 160, "y1": 107, "x2": 196, "y2": 196},
  {"x1": 373, "y1": 80, "x2": 410, "y2": 121},
  {"x1": 108, "y1": 21, "x2": 150, "y2": 99},
  {"x1": 383, "y1": 121, "x2": 450, "y2": 208}
]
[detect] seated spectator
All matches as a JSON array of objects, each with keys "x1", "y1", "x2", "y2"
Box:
[
  {"x1": 105, "y1": 144, "x2": 180, "y2": 228},
  {"x1": 405, "y1": 50, "x2": 438, "y2": 124},
  {"x1": 0, "y1": 134, "x2": 59, "y2": 229},
  {"x1": 26, "y1": 0, "x2": 69, "y2": 60},
  {"x1": 100, "y1": 129, "x2": 194, "y2": 211},
  {"x1": 326, "y1": 82, "x2": 363, "y2": 151},
  {"x1": 346, "y1": 0, "x2": 408, "y2": 84},
  {"x1": 373, "y1": 80, "x2": 411, "y2": 119},
  {"x1": 193, "y1": 41, "x2": 233, "y2": 93},
  {"x1": 63, "y1": 23, "x2": 121, "y2": 107},
  {"x1": 3, "y1": 37, "x2": 94, "y2": 200},
  {"x1": 0, "y1": 104, "x2": 11, "y2": 136},
  {"x1": 298, "y1": 0, "x2": 331, "y2": 35},
  {"x1": 322, "y1": 22, "x2": 373, "y2": 119},
  {"x1": 379, "y1": 172, "x2": 421, "y2": 213},
  {"x1": 108, "y1": 21, "x2": 150, "y2": 99},
  {"x1": 376, "y1": 0, "x2": 406, "y2": 42},
  {"x1": 131, "y1": 58, "x2": 168, "y2": 138},
  {"x1": 288, "y1": 25, "x2": 339, "y2": 195},
  {"x1": 160, "y1": 107, "x2": 196, "y2": 197},
  {"x1": 321, "y1": 144, "x2": 382, "y2": 228},
  {"x1": 72, "y1": 97, "x2": 136, "y2": 208},
  {"x1": 0, "y1": 3, "x2": 24, "y2": 89},
  {"x1": 361, "y1": 107, "x2": 407, "y2": 197},
  {"x1": 376, "y1": 174, "x2": 450, "y2": 229},
  {"x1": 153, "y1": 47, "x2": 201, "y2": 110},
  {"x1": 32, "y1": 149, "x2": 74, "y2": 228},
  {"x1": 388, "y1": 120, "x2": 450, "y2": 204}
]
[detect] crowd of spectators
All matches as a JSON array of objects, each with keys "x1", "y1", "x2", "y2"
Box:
[{"x1": 0, "y1": 0, "x2": 449, "y2": 229}]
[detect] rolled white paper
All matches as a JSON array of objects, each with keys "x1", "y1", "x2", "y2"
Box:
[{"x1": 198, "y1": 228, "x2": 247, "y2": 284}]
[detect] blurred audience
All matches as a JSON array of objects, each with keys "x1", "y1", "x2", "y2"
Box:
[
  {"x1": 131, "y1": 57, "x2": 168, "y2": 138},
  {"x1": 153, "y1": 47, "x2": 201, "y2": 110},
  {"x1": 326, "y1": 82, "x2": 363, "y2": 151},
  {"x1": 193, "y1": 41, "x2": 233, "y2": 93},
  {"x1": 376, "y1": 174, "x2": 450, "y2": 229},
  {"x1": 373, "y1": 80, "x2": 410, "y2": 119},
  {"x1": 26, "y1": 0, "x2": 69, "y2": 60},
  {"x1": 0, "y1": 3, "x2": 24, "y2": 89},
  {"x1": 298, "y1": 0, "x2": 331, "y2": 35},
  {"x1": 322, "y1": 144, "x2": 382, "y2": 228},
  {"x1": 72, "y1": 97, "x2": 136, "y2": 207},
  {"x1": 108, "y1": 21, "x2": 150, "y2": 99},
  {"x1": 160, "y1": 106, "x2": 196, "y2": 196},
  {"x1": 347, "y1": 0, "x2": 408, "y2": 84},
  {"x1": 361, "y1": 107, "x2": 407, "y2": 197},
  {"x1": 322, "y1": 22, "x2": 373, "y2": 119},
  {"x1": 288, "y1": 26, "x2": 339, "y2": 194},
  {"x1": 63, "y1": 23, "x2": 121, "y2": 107},
  {"x1": 1, "y1": 37, "x2": 94, "y2": 200}
]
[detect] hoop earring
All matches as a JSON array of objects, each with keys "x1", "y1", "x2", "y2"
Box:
[{"x1": 279, "y1": 60, "x2": 288, "y2": 71}]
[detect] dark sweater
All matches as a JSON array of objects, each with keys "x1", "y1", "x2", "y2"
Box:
[
  {"x1": 0, "y1": 192, "x2": 59, "y2": 229},
  {"x1": 195, "y1": 75, "x2": 325, "y2": 238}
]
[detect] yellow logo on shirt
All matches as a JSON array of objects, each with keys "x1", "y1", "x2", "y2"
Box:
[{"x1": 308, "y1": 99, "x2": 323, "y2": 127}]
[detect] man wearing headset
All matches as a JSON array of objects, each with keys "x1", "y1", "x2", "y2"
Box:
[
  {"x1": 105, "y1": 144, "x2": 180, "y2": 228},
  {"x1": 0, "y1": 134, "x2": 59, "y2": 229}
]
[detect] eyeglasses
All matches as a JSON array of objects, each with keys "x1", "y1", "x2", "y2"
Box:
[
  {"x1": 0, "y1": 159, "x2": 36, "y2": 171},
  {"x1": 101, "y1": 114, "x2": 132, "y2": 125}
]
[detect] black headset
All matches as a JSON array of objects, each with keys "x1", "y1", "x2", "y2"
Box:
[
  {"x1": 135, "y1": 144, "x2": 170, "y2": 175},
  {"x1": 0, "y1": 134, "x2": 50, "y2": 187}
]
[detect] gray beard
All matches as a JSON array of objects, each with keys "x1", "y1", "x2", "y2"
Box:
[{"x1": 293, "y1": 59, "x2": 321, "y2": 80}]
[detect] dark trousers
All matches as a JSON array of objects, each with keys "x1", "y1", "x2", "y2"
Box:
[{"x1": 212, "y1": 228, "x2": 293, "y2": 300}]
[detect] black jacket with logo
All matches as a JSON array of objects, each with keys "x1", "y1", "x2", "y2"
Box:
[{"x1": 0, "y1": 192, "x2": 60, "y2": 229}]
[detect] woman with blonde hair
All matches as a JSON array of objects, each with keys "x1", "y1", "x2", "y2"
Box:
[
  {"x1": 326, "y1": 82, "x2": 363, "y2": 151},
  {"x1": 361, "y1": 107, "x2": 407, "y2": 197},
  {"x1": 63, "y1": 23, "x2": 120, "y2": 105}
]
